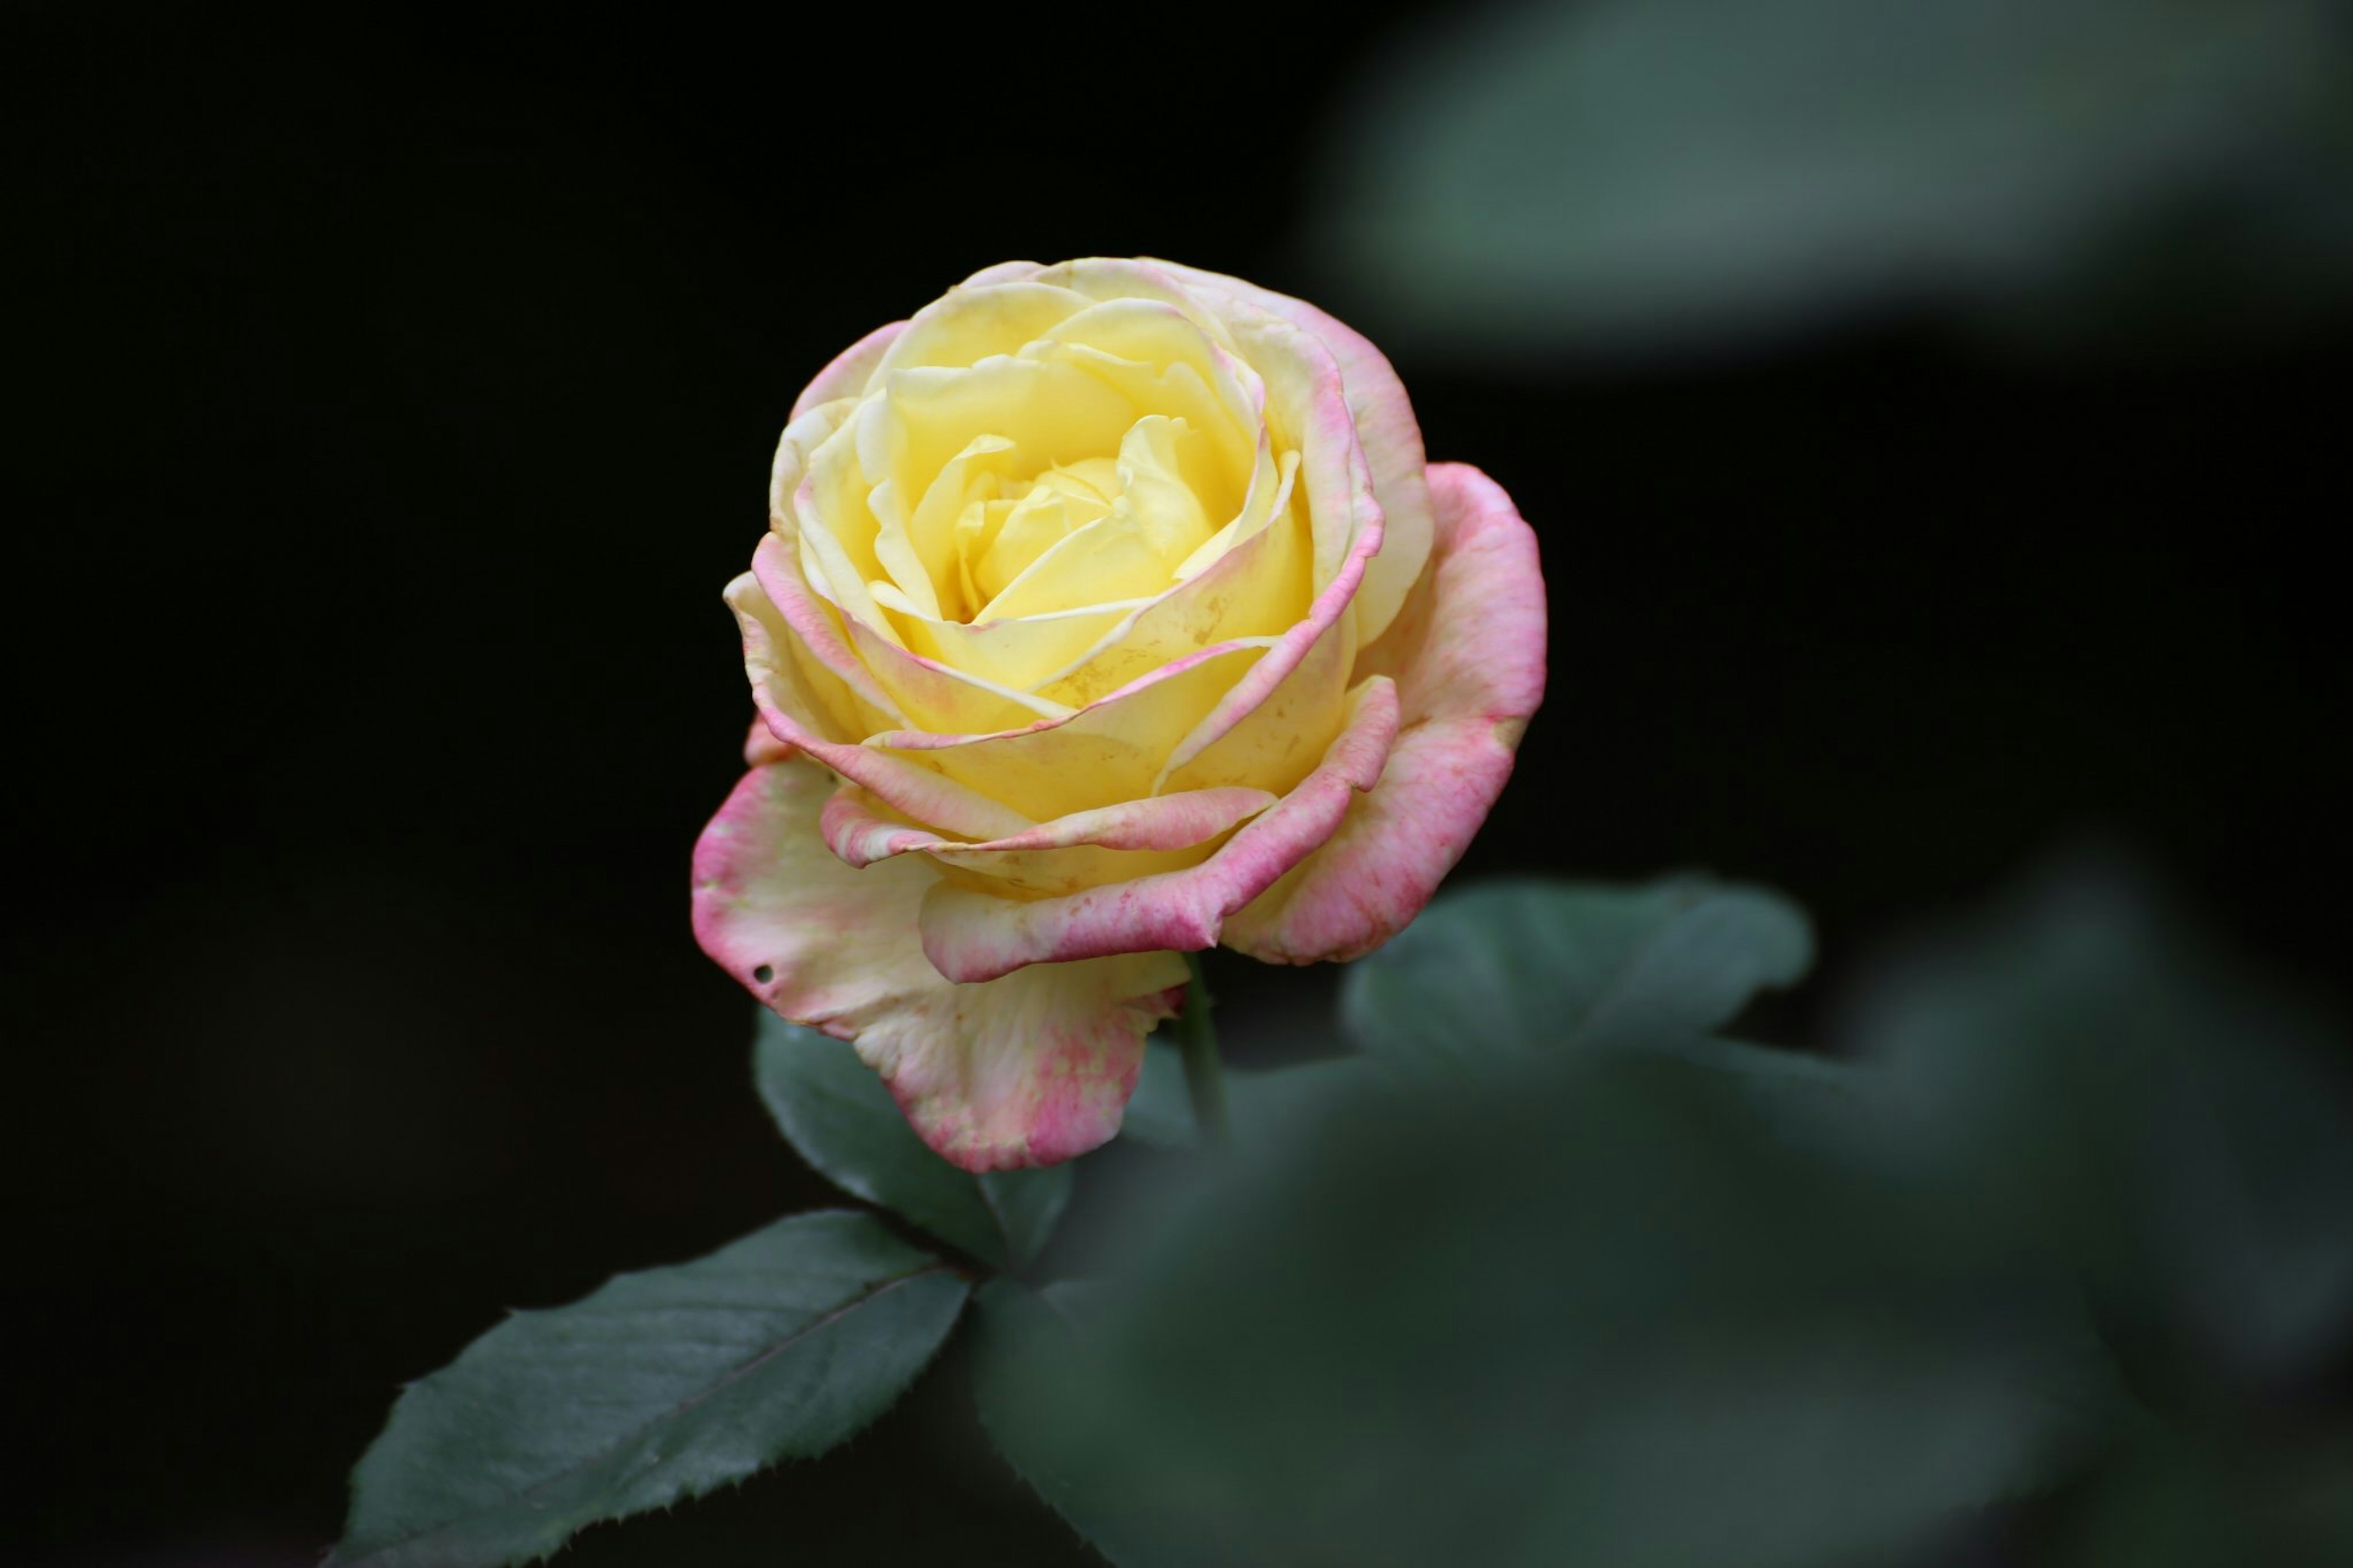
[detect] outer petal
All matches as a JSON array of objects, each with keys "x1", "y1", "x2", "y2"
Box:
[
  {"x1": 790, "y1": 320, "x2": 905, "y2": 419},
  {"x1": 955, "y1": 259, "x2": 1050, "y2": 290},
  {"x1": 743, "y1": 716, "x2": 792, "y2": 766},
  {"x1": 1221, "y1": 463, "x2": 1546, "y2": 963},
  {"x1": 692, "y1": 756, "x2": 1188, "y2": 1170},
  {"x1": 1147, "y1": 258, "x2": 1434, "y2": 645},
  {"x1": 748, "y1": 533, "x2": 907, "y2": 733},
  {"x1": 917, "y1": 676, "x2": 1401, "y2": 983}
]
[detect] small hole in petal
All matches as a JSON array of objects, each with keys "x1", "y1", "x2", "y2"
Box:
[{"x1": 752, "y1": 964, "x2": 775, "y2": 984}]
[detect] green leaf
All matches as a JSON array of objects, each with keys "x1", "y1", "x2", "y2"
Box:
[
  {"x1": 1316, "y1": 0, "x2": 2353, "y2": 356},
  {"x1": 970, "y1": 1280, "x2": 1190, "y2": 1568},
  {"x1": 755, "y1": 1012, "x2": 1072, "y2": 1269},
  {"x1": 1114, "y1": 1037, "x2": 1198, "y2": 1149},
  {"x1": 2050, "y1": 1410, "x2": 2353, "y2": 1568},
  {"x1": 329, "y1": 1210, "x2": 969, "y2": 1568},
  {"x1": 1340, "y1": 875, "x2": 1814, "y2": 1074},
  {"x1": 974, "y1": 1048, "x2": 2114, "y2": 1568},
  {"x1": 2058, "y1": 1423, "x2": 2270, "y2": 1568},
  {"x1": 1841, "y1": 850, "x2": 2353, "y2": 1395}
]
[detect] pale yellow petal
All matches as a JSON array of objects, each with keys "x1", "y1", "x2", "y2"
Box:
[
  {"x1": 876, "y1": 280, "x2": 1091, "y2": 373},
  {"x1": 975, "y1": 419, "x2": 1214, "y2": 621},
  {"x1": 970, "y1": 456, "x2": 1120, "y2": 607},
  {"x1": 903, "y1": 433, "x2": 1021, "y2": 621},
  {"x1": 893, "y1": 600, "x2": 1142, "y2": 694},
  {"x1": 1029, "y1": 452, "x2": 1309, "y2": 707},
  {"x1": 881, "y1": 355, "x2": 1139, "y2": 517},
  {"x1": 871, "y1": 641, "x2": 1273, "y2": 820},
  {"x1": 1158, "y1": 606, "x2": 1357, "y2": 798},
  {"x1": 1148, "y1": 258, "x2": 1436, "y2": 643},
  {"x1": 1020, "y1": 259, "x2": 1246, "y2": 357},
  {"x1": 841, "y1": 613, "x2": 1075, "y2": 734}
]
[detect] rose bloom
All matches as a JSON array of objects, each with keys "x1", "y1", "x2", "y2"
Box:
[{"x1": 693, "y1": 259, "x2": 1545, "y2": 1169}]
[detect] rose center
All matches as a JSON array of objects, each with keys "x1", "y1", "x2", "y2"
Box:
[
  {"x1": 955, "y1": 456, "x2": 1121, "y2": 612},
  {"x1": 935, "y1": 415, "x2": 1219, "y2": 626}
]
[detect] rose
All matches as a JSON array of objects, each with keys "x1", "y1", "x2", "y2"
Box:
[{"x1": 692, "y1": 259, "x2": 1545, "y2": 1170}]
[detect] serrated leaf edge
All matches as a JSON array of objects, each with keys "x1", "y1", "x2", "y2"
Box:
[{"x1": 325, "y1": 1260, "x2": 964, "y2": 1568}]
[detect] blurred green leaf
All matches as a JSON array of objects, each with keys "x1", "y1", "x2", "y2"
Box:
[
  {"x1": 756, "y1": 1012, "x2": 1070, "y2": 1269},
  {"x1": 977, "y1": 1047, "x2": 2113, "y2": 1568},
  {"x1": 1841, "y1": 850, "x2": 2353, "y2": 1395},
  {"x1": 2059, "y1": 1423, "x2": 2268, "y2": 1568},
  {"x1": 971, "y1": 1280, "x2": 1192, "y2": 1568},
  {"x1": 1121, "y1": 1039, "x2": 1394, "y2": 1151},
  {"x1": 2280, "y1": 1434, "x2": 2353, "y2": 1567},
  {"x1": 1317, "y1": 0, "x2": 2353, "y2": 355},
  {"x1": 1115, "y1": 1036, "x2": 1199, "y2": 1149},
  {"x1": 1340, "y1": 875, "x2": 1813, "y2": 1073},
  {"x1": 328, "y1": 1210, "x2": 969, "y2": 1568},
  {"x1": 2050, "y1": 1414, "x2": 2353, "y2": 1568}
]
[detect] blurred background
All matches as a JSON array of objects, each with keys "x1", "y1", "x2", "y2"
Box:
[{"x1": 10, "y1": 0, "x2": 2350, "y2": 1561}]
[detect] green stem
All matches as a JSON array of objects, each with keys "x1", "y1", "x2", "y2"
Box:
[{"x1": 1176, "y1": 952, "x2": 1229, "y2": 1146}]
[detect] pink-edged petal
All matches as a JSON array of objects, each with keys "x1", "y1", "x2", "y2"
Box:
[
  {"x1": 1223, "y1": 463, "x2": 1546, "y2": 963},
  {"x1": 917, "y1": 676, "x2": 1401, "y2": 983},
  {"x1": 822, "y1": 784, "x2": 1278, "y2": 869},
  {"x1": 840, "y1": 611, "x2": 1076, "y2": 734},
  {"x1": 1198, "y1": 292, "x2": 1375, "y2": 600},
  {"x1": 1155, "y1": 407, "x2": 1382, "y2": 795},
  {"x1": 727, "y1": 570, "x2": 1033, "y2": 842},
  {"x1": 692, "y1": 756, "x2": 1188, "y2": 1170},
  {"x1": 790, "y1": 320, "x2": 906, "y2": 420},
  {"x1": 769, "y1": 398, "x2": 854, "y2": 537},
  {"x1": 749, "y1": 533, "x2": 907, "y2": 729},
  {"x1": 1148, "y1": 259, "x2": 1434, "y2": 645},
  {"x1": 866, "y1": 640, "x2": 1276, "y2": 822},
  {"x1": 821, "y1": 781, "x2": 1276, "y2": 898},
  {"x1": 743, "y1": 716, "x2": 792, "y2": 767}
]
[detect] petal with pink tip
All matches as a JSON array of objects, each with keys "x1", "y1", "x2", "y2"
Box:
[
  {"x1": 789, "y1": 320, "x2": 905, "y2": 419},
  {"x1": 1147, "y1": 259, "x2": 1434, "y2": 645},
  {"x1": 727, "y1": 571, "x2": 1032, "y2": 842},
  {"x1": 867, "y1": 640, "x2": 1276, "y2": 822},
  {"x1": 839, "y1": 612, "x2": 1076, "y2": 734},
  {"x1": 1222, "y1": 463, "x2": 1547, "y2": 963},
  {"x1": 837, "y1": 421, "x2": 1379, "y2": 903},
  {"x1": 692, "y1": 757, "x2": 1187, "y2": 1170},
  {"x1": 1154, "y1": 400, "x2": 1383, "y2": 796},
  {"x1": 1186, "y1": 292, "x2": 1375, "y2": 601},
  {"x1": 917, "y1": 676, "x2": 1400, "y2": 983},
  {"x1": 822, "y1": 782, "x2": 1278, "y2": 898},
  {"x1": 822, "y1": 783, "x2": 1278, "y2": 868},
  {"x1": 748, "y1": 534, "x2": 906, "y2": 734}
]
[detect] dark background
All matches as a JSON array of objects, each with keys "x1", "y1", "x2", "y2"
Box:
[{"x1": 12, "y1": 2, "x2": 2349, "y2": 1562}]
